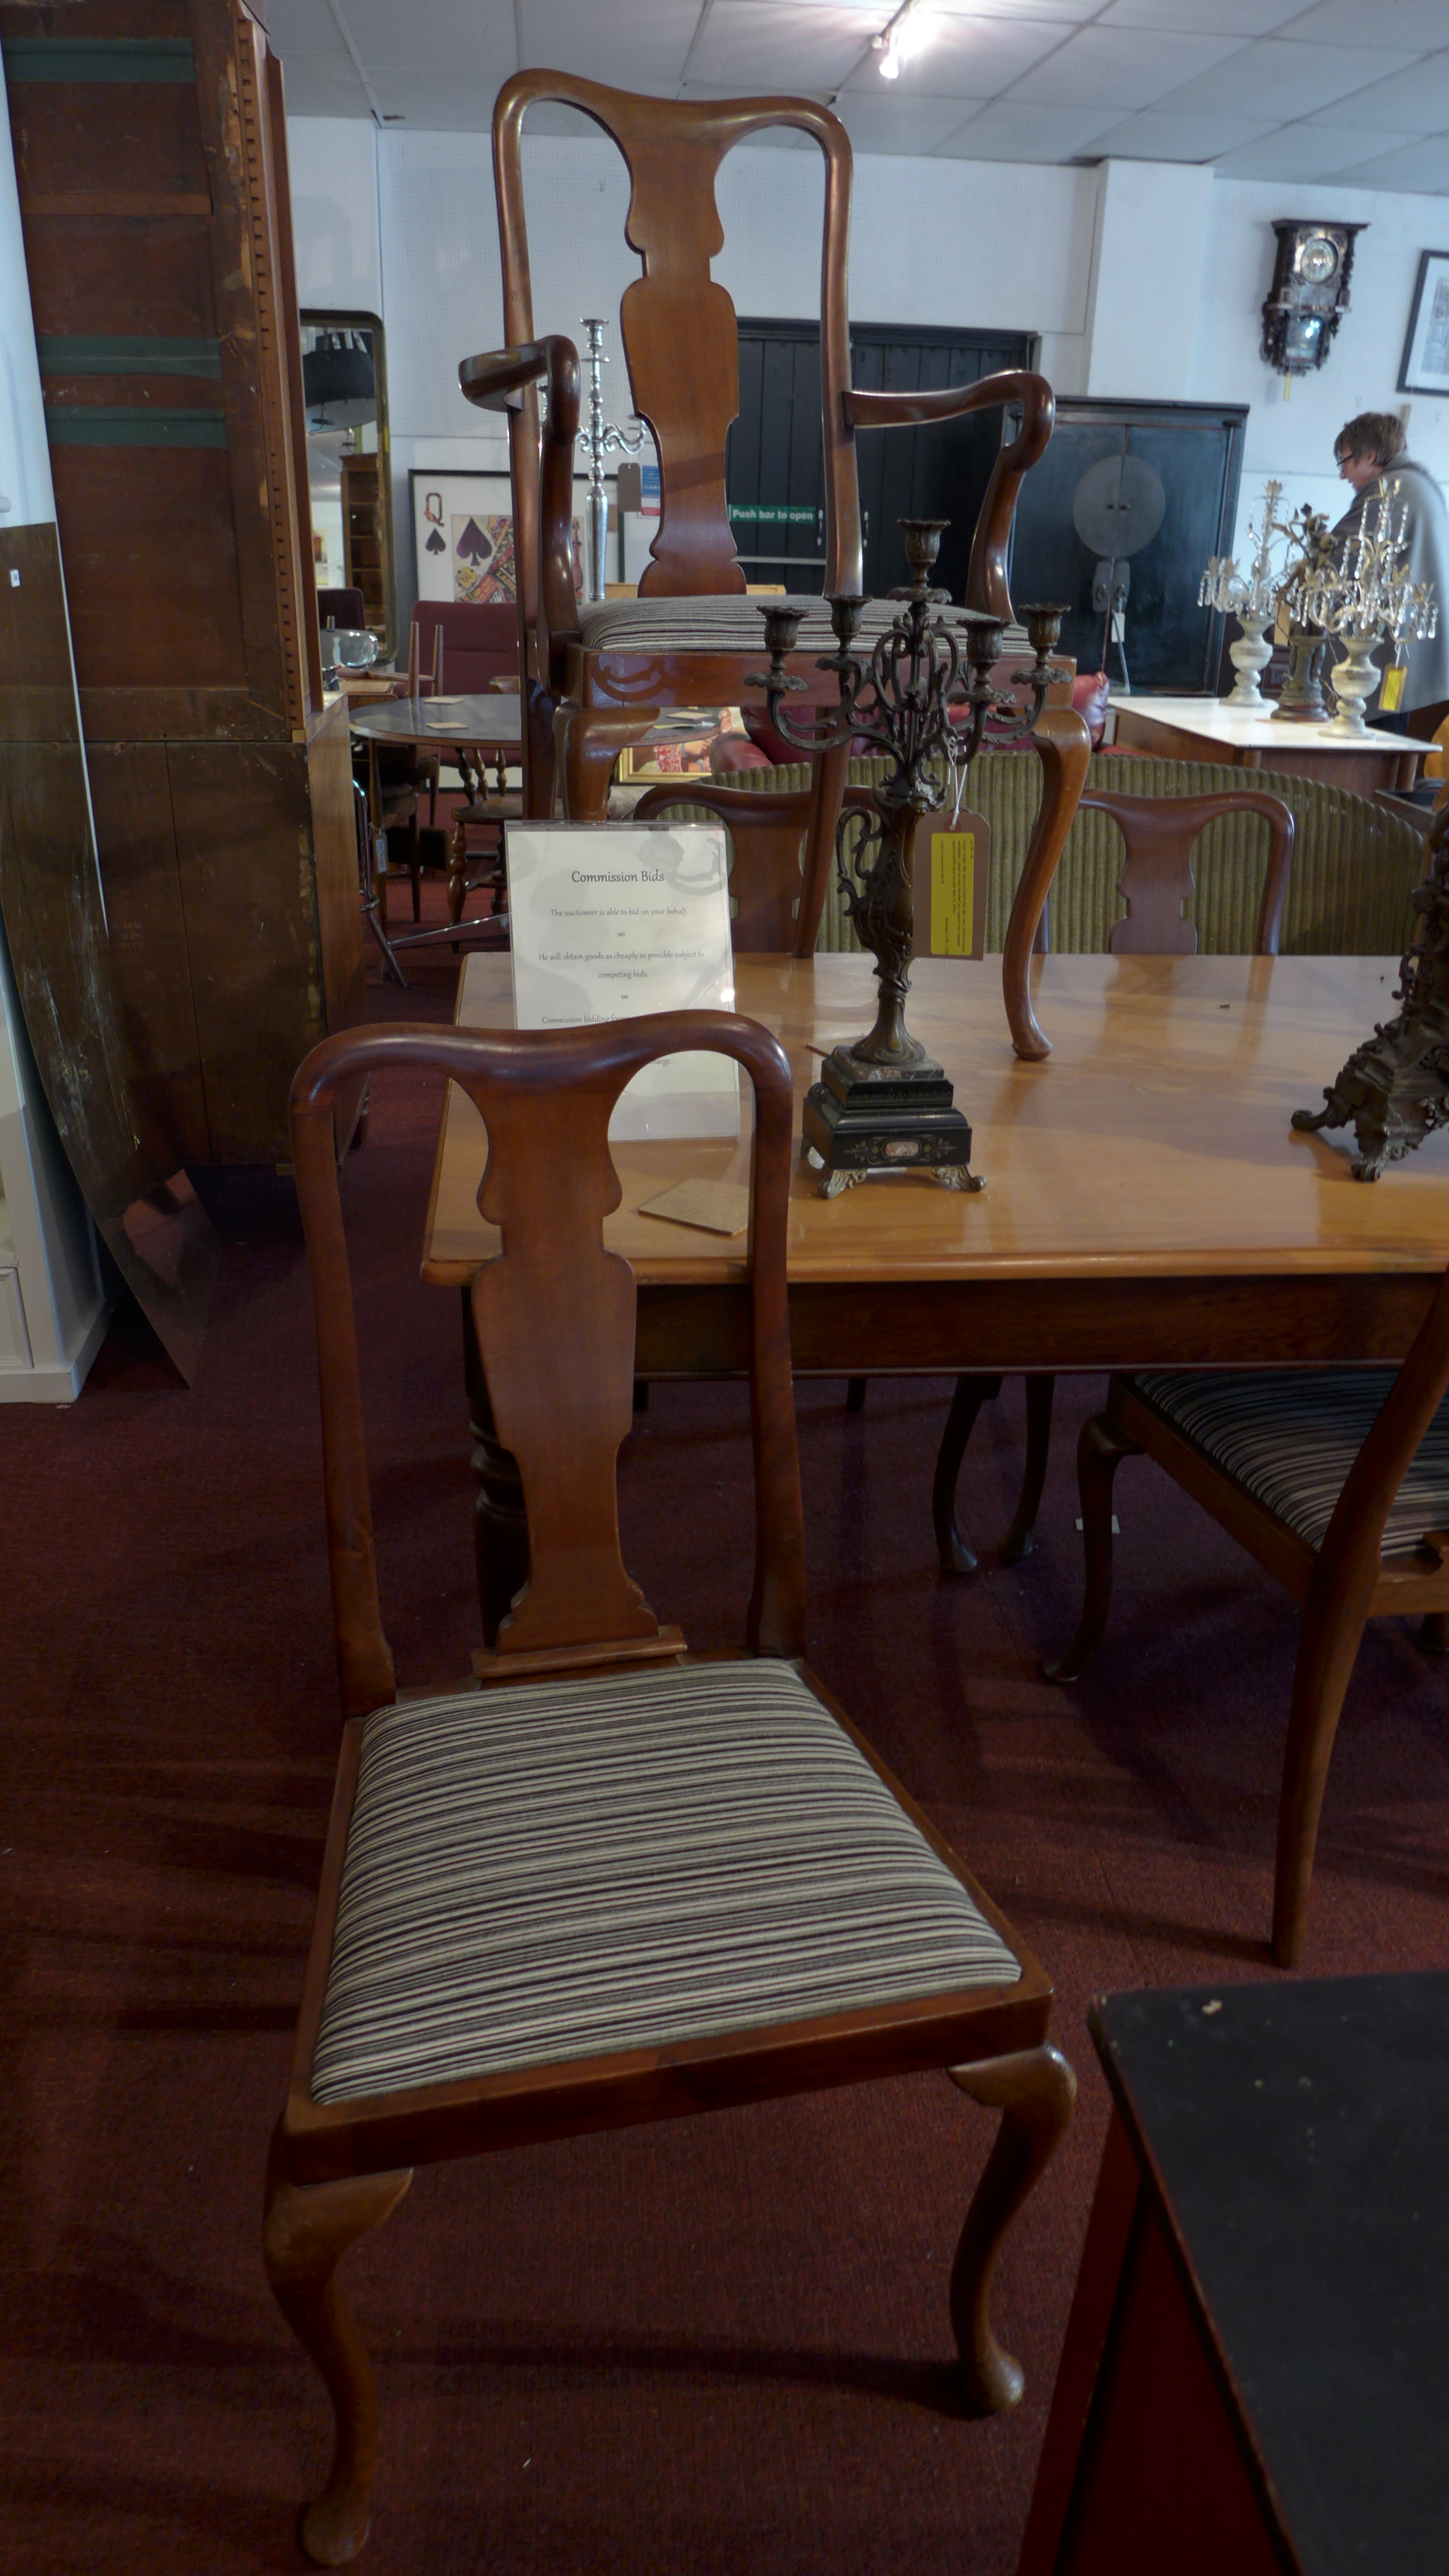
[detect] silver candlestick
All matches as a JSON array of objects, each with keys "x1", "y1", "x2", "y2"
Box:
[{"x1": 579, "y1": 318, "x2": 647, "y2": 604}]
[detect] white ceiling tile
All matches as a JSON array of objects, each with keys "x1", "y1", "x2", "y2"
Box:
[
  {"x1": 278, "y1": 62, "x2": 375, "y2": 116},
  {"x1": 1006, "y1": 27, "x2": 1251, "y2": 113},
  {"x1": 1209, "y1": 119, "x2": 1420, "y2": 177},
  {"x1": 1085, "y1": 109, "x2": 1278, "y2": 160},
  {"x1": 836, "y1": 90, "x2": 992, "y2": 153},
  {"x1": 1273, "y1": 0, "x2": 1449, "y2": 44},
  {"x1": 1301, "y1": 54, "x2": 1449, "y2": 133},
  {"x1": 1096, "y1": 0, "x2": 1306, "y2": 28},
  {"x1": 934, "y1": 0, "x2": 1106, "y2": 18},
  {"x1": 1148, "y1": 36, "x2": 1422, "y2": 120},
  {"x1": 843, "y1": 14, "x2": 1076, "y2": 99},
  {"x1": 937, "y1": 100, "x2": 1121, "y2": 158},
  {"x1": 1330, "y1": 131, "x2": 1449, "y2": 188},
  {"x1": 519, "y1": 0, "x2": 700, "y2": 90},
  {"x1": 687, "y1": 4, "x2": 871, "y2": 90},
  {"x1": 268, "y1": 0, "x2": 371, "y2": 110}
]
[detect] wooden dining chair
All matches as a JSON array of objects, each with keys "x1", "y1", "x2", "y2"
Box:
[
  {"x1": 631, "y1": 776, "x2": 883, "y2": 954},
  {"x1": 1042, "y1": 1247, "x2": 1449, "y2": 1967},
  {"x1": 934, "y1": 785, "x2": 1296, "y2": 1576},
  {"x1": 266, "y1": 1011, "x2": 1074, "y2": 2564},
  {"x1": 458, "y1": 69, "x2": 1058, "y2": 934}
]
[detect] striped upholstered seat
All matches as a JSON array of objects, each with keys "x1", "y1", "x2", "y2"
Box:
[
  {"x1": 312, "y1": 1658, "x2": 1019, "y2": 2106},
  {"x1": 576, "y1": 595, "x2": 1017, "y2": 657},
  {"x1": 1132, "y1": 1370, "x2": 1449, "y2": 1559}
]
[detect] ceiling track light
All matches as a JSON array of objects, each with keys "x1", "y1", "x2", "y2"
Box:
[{"x1": 872, "y1": 0, "x2": 937, "y2": 80}]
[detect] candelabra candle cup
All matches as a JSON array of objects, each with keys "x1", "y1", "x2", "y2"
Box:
[{"x1": 746, "y1": 522, "x2": 1060, "y2": 1196}]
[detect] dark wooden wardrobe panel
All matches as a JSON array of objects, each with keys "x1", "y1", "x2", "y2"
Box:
[
  {"x1": 1, "y1": 0, "x2": 361, "y2": 1166},
  {"x1": 83, "y1": 743, "x2": 209, "y2": 1163}
]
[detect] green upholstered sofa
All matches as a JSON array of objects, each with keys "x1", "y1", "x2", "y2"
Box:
[{"x1": 652, "y1": 750, "x2": 1426, "y2": 959}]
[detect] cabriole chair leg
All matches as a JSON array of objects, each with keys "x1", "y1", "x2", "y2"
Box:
[
  {"x1": 1043, "y1": 1411, "x2": 1140, "y2": 1683},
  {"x1": 997, "y1": 1374, "x2": 1056, "y2": 1565},
  {"x1": 264, "y1": 2133, "x2": 413, "y2": 2567},
  {"x1": 947, "y1": 2042, "x2": 1076, "y2": 2412},
  {"x1": 934, "y1": 1375, "x2": 1004, "y2": 1576},
  {"x1": 1272, "y1": 1583, "x2": 1371, "y2": 1971}
]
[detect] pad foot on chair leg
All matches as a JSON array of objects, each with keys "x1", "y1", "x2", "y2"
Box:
[
  {"x1": 947, "y1": 2042, "x2": 1076, "y2": 2414},
  {"x1": 264, "y1": 2133, "x2": 413, "y2": 2566}
]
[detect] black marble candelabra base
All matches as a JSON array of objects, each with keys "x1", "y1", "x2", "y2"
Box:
[{"x1": 801, "y1": 1042, "x2": 983, "y2": 1198}]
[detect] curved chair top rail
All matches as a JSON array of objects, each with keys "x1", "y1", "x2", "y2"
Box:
[
  {"x1": 473, "y1": 69, "x2": 1052, "y2": 619},
  {"x1": 290, "y1": 1015, "x2": 806, "y2": 1719},
  {"x1": 1077, "y1": 784, "x2": 1296, "y2": 958}
]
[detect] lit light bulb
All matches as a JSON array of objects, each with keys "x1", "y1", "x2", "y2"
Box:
[{"x1": 876, "y1": 3, "x2": 937, "y2": 79}]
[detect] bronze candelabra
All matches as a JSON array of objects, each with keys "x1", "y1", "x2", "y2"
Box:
[{"x1": 749, "y1": 519, "x2": 1063, "y2": 1195}]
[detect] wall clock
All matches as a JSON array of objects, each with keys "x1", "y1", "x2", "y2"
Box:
[{"x1": 1261, "y1": 220, "x2": 1367, "y2": 377}]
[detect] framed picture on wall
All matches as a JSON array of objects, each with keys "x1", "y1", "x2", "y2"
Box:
[
  {"x1": 408, "y1": 470, "x2": 616, "y2": 604},
  {"x1": 1398, "y1": 251, "x2": 1449, "y2": 395}
]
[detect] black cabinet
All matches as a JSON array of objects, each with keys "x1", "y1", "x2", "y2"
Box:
[{"x1": 1007, "y1": 397, "x2": 1246, "y2": 695}]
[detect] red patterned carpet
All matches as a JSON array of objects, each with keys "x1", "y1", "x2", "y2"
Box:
[{"x1": 2, "y1": 891, "x2": 1446, "y2": 2573}]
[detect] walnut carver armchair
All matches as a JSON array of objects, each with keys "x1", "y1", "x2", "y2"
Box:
[
  {"x1": 265, "y1": 1011, "x2": 1074, "y2": 2564},
  {"x1": 459, "y1": 70, "x2": 1059, "y2": 953},
  {"x1": 934, "y1": 784, "x2": 1297, "y2": 1576}
]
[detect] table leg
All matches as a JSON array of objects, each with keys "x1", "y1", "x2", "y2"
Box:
[
  {"x1": 368, "y1": 741, "x2": 388, "y2": 938},
  {"x1": 462, "y1": 1287, "x2": 529, "y2": 1642}
]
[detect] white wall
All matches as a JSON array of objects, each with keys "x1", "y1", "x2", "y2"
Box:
[
  {"x1": 286, "y1": 112, "x2": 1449, "y2": 612},
  {"x1": 288, "y1": 116, "x2": 382, "y2": 317},
  {"x1": 1188, "y1": 178, "x2": 1449, "y2": 559}
]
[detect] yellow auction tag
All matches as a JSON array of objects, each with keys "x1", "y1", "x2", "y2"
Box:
[
  {"x1": 1380, "y1": 662, "x2": 1408, "y2": 712},
  {"x1": 930, "y1": 830, "x2": 975, "y2": 957}
]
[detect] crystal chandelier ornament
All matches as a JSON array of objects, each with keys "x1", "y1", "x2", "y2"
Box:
[
  {"x1": 1198, "y1": 480, "x2": 1294, "y2": 711},
  {"x1": 1283, "y1": 477, "x2": 1439, "y2": 739}
]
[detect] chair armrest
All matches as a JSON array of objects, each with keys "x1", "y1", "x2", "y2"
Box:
[
  {"x1": 458, "y1": 336, "x2": 581, "y2": 682},
  {"x1": 843, "y1": 370, "x2": 1054, "y2": 622}
]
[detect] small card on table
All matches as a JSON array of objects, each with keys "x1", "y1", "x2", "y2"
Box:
[
  {"x1": 639, "y1": 1179, "x2": 750, "y2": 1237},
  {"x1": 507, "y1": 824, "x2": 737, "y2": 1141}
]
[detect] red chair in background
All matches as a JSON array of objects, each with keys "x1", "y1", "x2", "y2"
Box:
[{"x1": 406, "y1": 601, "x2": 519, "y2": 698}]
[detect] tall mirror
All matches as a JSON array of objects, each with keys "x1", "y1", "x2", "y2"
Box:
[{"x1": 301, "y1": 310, "x2": 396, "y2": 664}]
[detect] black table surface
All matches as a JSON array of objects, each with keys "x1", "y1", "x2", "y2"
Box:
[{"x1": 1093, "y1": 1974, "x2": 1449, "y2": 2576}]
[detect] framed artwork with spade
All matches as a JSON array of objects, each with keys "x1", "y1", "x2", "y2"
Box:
[{"x1": 409, "y1": 470, "x2": 615, "y2": 606}]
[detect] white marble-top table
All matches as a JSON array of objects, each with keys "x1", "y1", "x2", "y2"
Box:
[{"x1": 1106, "y1": 693, "x2": 1422, "y2": 795}]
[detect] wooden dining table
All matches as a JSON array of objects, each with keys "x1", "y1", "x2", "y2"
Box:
[{"x1": 424, "y1": 948, "x2": 1449, "y2": 1630}]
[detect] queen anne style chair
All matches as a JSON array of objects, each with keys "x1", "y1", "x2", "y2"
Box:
[
  {"x1": 933, "y1": 785, "x2": 1297, "y2": 1577},
  {"x1": 458, "y1": 69, "x2": 1058, "y2": 948},
  {"x1": 266, "y1": 1011, "x2": 1074, "y2": 2565}
]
